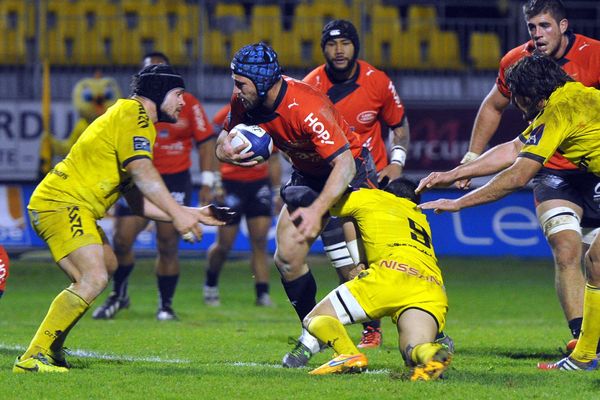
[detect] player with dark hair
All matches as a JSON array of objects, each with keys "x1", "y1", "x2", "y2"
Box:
[
  {"x1": 215, "y1": 42, "x2": 378, "y2": 368},
  {"x1": 13, "y1": 64, "x2": 233, "y2": 373},
  {"x1": 302, "y1": 19, "x2": 410, "y2": 348},
  {"x1": 203, "y1": 105, "x2": 281, "y2": 307},
  {"x1": 459, "y1": 0, "x2": 600, "y2": 349},
  {"x1": 92, "y1": 52, "x2": 217, "y2": 321},
  {"x1": 417, "y1": 54, "x2": 600, "y2": 371},
  {"x1": 305, "y1": 178, "x2": 450, "y2": 380},
  {"x1": 0, "y1": 245, "x2": 9, "y2": 299}
]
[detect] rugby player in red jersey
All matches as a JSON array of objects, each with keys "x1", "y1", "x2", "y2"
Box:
[
  {"x1": 92, "y1": 52, "x2": 217, "y2": 321},
  {"x1": 0, "y1": 245, "x2": 9, "y2": 299},
  {"x1": 460, "y1": 0, "x2": 600, "y2": 349},
  {"x1": 303, "y1": 19, "x2": 410, "y2": 349},
  {"x1": 215, "y1": 43, "x2": 378, "y2": 368}
]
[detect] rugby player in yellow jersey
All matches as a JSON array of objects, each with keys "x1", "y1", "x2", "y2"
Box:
[
  {"x1": 304, "y1": 178, "x2": 451, "y2": 381},
  {"x1": 13, "y1": 64, "x2": 234, "y2": 373},
  {"x1": 416, "y1": 54, "x2": 600, "y2": 371}
]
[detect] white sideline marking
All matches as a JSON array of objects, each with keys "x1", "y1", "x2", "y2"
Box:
[
  {"x1": 0, "y1": 343, "x2": 190, "y2": 364},
  {"x1": 1, "y1": 343, "x2": 389, "y2": 373}
]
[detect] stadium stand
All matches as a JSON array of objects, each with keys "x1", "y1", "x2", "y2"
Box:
[
  {"x1": 366, "y1": 3, "x2": 402, "y2": 67},
  {"x1": 469, "y1": 31, "x2": 502, "y2": 70},
  {"x1": 0, "y1": 0, "x2": 31, "y2": 65},
  {"x1": 1, "y1": 0, "x2": 598, "y2": 101}
]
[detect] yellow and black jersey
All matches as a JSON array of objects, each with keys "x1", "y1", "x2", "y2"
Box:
[
  {"x1": 518, "y1": 82, "x2": 600, "y2": 175},
  {"x1": 330, "y1": 188, "x2": 442, "y2": 284},
  {"x1": 29, "y1": 99, "x2": 156, "y2": 218}
]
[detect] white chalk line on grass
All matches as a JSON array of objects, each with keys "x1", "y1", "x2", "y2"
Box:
[{"x1": 0, "y1": 343, "x2": 389, "y2": 374}]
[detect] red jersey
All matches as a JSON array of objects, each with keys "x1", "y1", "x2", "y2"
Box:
[
  {"x1": 213, "y1": 104, "x2": 269, "y2": 181},
  {"x1": 0, "y1": 245, "x2": 9, "y2": 294},
  {"x1": 303, "y1": 60, "x2": 405, "y2": 171},
  {"x1": 496, "y1": 32, "x2": 600, "y2": 170},
  {"x1": 225, "y1": 76, "x2": 363, "y2": 178},
  {"x1": 153, "y1": 92, "x2": 214, "y2": 175}
]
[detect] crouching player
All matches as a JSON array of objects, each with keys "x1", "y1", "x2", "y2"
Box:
[
  {"x1": 0, "y1": 245, "x2": 9, "y2": 299},
  {"x1": 303, "y1": 178, "x2": 451, "y2": 380}
]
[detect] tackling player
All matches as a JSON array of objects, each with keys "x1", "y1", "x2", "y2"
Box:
[
  {"x1": 417, "y1": 54, "x2": 600, "y2": 371},
  {"x1": 460, "y1": 0, "x2": 600, "y2": 348},
  {"x1": 203, "y1": 104, "x2": 282, "y2": 307},
  {"x1": 92, "y1": 52, "x2": 217, "y2": 321},
  {"x1": 215, "y1": 43, "x2": 378, "y2": 368},
  {"x1": 305, "y1": 178, "x2": 450, "y2": 380},
  {"x1": 302, "y1": 19, "x2": 409, "y2": 348},
  {"x1": 13, "y1": 65, "x2": 233, "y2": 373},
  {"x1": 0, "y1": 245, "x2": 9, "y2": 299}
]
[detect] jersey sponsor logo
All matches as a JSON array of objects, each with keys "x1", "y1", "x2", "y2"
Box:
[
  {"x1": 304, "y1": 112, "x2": 334, "y2": 145},
  {"x1": 387, "y1": 81, "x2": 403, "y2": 108},
  {"x1": 378, "y1": 259, "x2": 442, "y2": 286},
  {"x1": 288, "y1": 98, "x2": 299, "y2": 109},
  {"x1": 0, "y1": 258, "x2": 7, "y2": 286},
  {"x1": 158, "y1": 129, "x2": 169, "y2": 138},
  {"x1": 137, "y1": 104, "x2": 149, "y2": 128},
  {"x1": 192, "y1": 104, "x2": 207, "y2": 131},
  {"x1": 525, "y1": 124, "x2": 545, "y2": 145},
  {"x1": 357, "y1": 110, "x2": 377, "y2": 124},
  {"x1": 578, "y1": 43, "x2": 590, "y2": 51},
  {"x1": 133, "y1": 136, "x2": 151, "y2": 152},
  {"x1": 49, "y1": 168, "x2": 68, "y2": 180},
  {"x1": 67, "y1": 206, "x2": 84, "y2": 237}
]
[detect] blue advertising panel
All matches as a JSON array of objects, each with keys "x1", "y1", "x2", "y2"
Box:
[
  {"x1": 1, "y1": 184, "x2": 549, "y2": 258},
  {"x1": 421, "y1": 189, "x2": 551, "y2": 257}
]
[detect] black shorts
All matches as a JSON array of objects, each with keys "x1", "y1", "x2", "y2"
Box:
[
  {"x1": 281, "y1": 147, "x2": 378, "y2": 208},
  {"x1": 221, "y1": 178, "x2": 273, "y2": 225},
  {"x1": 533, "y1": 167, "x2": 600, "y2": 227},
  {"x1": 115, "y1": 170, "x2": 193, "y2": 217}
]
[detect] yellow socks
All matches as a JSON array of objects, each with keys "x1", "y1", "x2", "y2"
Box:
[
  {"x1": 572, "y1": 284, "x2": 600, "y2": 363},
  {"x1": 411, "y1": 343, "x2": 442, "y2": 365},
  {"x1": 22, "y1": 289, "x2": 89, "y2": 360},
  {"x1": 307, "y1": 315, "x2": 359, "y2": 355}
]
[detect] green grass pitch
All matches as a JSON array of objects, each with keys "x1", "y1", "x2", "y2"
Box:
[{"x1": 0, "y1": 254, "x2": 598, "y2": 399}]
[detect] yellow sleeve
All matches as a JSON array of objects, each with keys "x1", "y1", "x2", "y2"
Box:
[
  {"x1": 115, "y1": 101, "x2": 155, "y2": 168},
  {"x1": 518, "y1": 104, "x2": 567, "y2": 164}
]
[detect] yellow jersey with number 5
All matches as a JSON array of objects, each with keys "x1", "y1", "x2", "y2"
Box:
[
  {"x1": 518, "y1": 82, "x2": 600, "y2": 174},
  {"x1": 330, "y1": 188, "x2": 442, "y2": 284},
  {"x1": 29, "y1": 99, "x2": 156, "y2": 219}
]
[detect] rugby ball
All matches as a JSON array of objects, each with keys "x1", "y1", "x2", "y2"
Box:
[{"x1": 230, "y1": 123, "x2": 273, "y2": 163}]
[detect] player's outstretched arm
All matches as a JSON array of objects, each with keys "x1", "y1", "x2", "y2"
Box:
[
  {"x1": 126, "y1": 158, "x2": 205, "y2": 242},
  {"x1": 417, "y1": 138, "x2": 523, "y2": 194},
  {"x1": 419, "y1": 157, "x2": 540, "y2": 214}
]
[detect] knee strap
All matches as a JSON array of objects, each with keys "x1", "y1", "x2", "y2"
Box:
[{"x1": 538, "y1": 207, "x2": 581, "y2": 238}]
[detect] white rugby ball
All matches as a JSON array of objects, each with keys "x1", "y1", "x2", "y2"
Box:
[{"x1": 230, "y1": 123, "x2": 273, "y2": 163}]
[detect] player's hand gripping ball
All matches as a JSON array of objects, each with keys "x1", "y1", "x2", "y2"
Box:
[{"x1": 230, "y1": 123, "x2": 273, "y2": 163}]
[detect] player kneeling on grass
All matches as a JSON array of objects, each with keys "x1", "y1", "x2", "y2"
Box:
[{"x1": 303, "y1": 179, "x2": 451, "y2": 380}]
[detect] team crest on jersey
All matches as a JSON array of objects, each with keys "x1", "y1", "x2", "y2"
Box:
[
  {"x1": 357, "y1": 111, "x2": 377, "y2": 124},
  {"x1": 525, "y1": 124, "x2": 545, "y2": 145},
  {"x1": 158, "y1": 129, "x2": 169, "y2": 138},
  {"x1": 133, "y1": 136, "x2": 151, "y2": 152}
]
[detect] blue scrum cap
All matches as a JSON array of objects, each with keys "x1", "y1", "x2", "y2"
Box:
[{"x1": 231, "y1": 43, "x2": 281, "y2": 98}]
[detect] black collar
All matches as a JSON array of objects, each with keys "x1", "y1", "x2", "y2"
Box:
[
  {"x1": 556, "y1": 30, "x2": 576, "y2": 66},
  {"x1": 325, "y1": 62, "x2": 360, "y2": 84}
]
